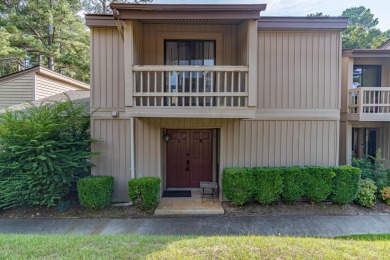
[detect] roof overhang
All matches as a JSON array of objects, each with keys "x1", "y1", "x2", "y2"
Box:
[
  {"x1": 85, "y1": 14, "x2": 120, "y2": 27},
  {"x1": 109, "y1": 4, "x2": 266, "y2": 20},
  {"x1": 258, "y1": 17, "x2": 348, "y2": 31},
  {"x1": 343, "y1": 49, "x2": 390, "y2": 58}
]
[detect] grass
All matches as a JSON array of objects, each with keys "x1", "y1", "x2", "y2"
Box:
[
  {"x1": 0, "y1": 234, "x2": 389, "y2": 259},
  {"x1": 337, "y1": 233, "x2": 390, "y2": 241}
]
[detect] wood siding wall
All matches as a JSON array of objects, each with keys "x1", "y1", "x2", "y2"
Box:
[
  {"x1": 91, "y1": 119, "x2": 132, "y2": 202},
  {"x1": 35, "y1": 74, "x2": 78, "y2": 100},
  {"x1": 90, "y1": 28, "x2": 125, "y2": 109},
  {"x1": 0, "y1": 73, "x2": 34, "y2": 108},
  {"x1": 133, "y1": 118, "x2": 339, "y2": 202},
  {"x1": 258, "y1": 31, "x2": 341, "y2": 110},
  {"x1": 90, "y1": 25, "x2": 343, "y2": 201}
]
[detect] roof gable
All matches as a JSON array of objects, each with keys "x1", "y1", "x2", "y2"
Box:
[{"x1": 0, "y1": 66, "x2": 90, "y2": 90}]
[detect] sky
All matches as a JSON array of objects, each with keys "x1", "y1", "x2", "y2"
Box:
[{"x1": 152, "y1": 0, "x2": 390, "y2": 31}]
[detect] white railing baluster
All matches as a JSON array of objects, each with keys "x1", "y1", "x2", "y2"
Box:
[
  {"x1": 131, "y1": 65, "x2": 250, "y2": 109},
  {"x1": 217, "y1": 72, "x2": 220, "y2": 107}
]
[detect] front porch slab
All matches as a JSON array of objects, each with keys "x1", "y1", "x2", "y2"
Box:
[{"x1": 154, "y1": 190, "x2": 224, "y2": 215}]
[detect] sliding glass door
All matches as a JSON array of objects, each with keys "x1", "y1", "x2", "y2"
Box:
[{"x1": 164, "y1": 40, "x2": 216, "y2": 106}]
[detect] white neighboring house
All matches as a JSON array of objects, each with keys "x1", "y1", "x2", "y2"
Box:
[{"x1": 0, "y1": 66, "x2": 90, "y2": 109}]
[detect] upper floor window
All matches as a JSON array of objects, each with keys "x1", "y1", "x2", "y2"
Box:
[
  {"x1": 353, "y1": 65, "x2": 381, "y2": 88},
  {"x1": 165, "y1": 40, "x2": 216, "y2": 66}
]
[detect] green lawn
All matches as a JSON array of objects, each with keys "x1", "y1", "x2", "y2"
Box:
[{"x1": 0, "y1": 234, "x2": 389, "y2": 259}]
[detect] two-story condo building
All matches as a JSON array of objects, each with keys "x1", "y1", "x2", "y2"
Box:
[{"x1": 86, "y1": 4, "x2": 352, "y2": 202}]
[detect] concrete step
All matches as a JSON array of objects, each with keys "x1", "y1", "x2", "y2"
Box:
[{"x1": 155, "y1": 197, "x2": 224, "y2": 215}]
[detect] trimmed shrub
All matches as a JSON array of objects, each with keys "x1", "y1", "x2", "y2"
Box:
[
  {"x1": 355, "y1": 178, "x2": 377, "y2": 207},
  {"x1": 222, "y1": 168, "x2": 254, "y2": 206},
  {"x1": 381, "y1": 187, "x2": 390, "y2": 205},
  {"x1": 305, "y1": 166, "x2": 336, "y2": 203},
  {"x1": 252, "y1": 167, "x2": 283, "y2": 205},
  {"x1": 330, "y1": 166, "x2": 361, "y2": 205},
  {"x1": 128, "y1": 177, "x2": 160, "y2": 210},
  {"x1": 77, "y1": 176, "x2": 114, "y2": 209},
  {"x1": 280, "y1": 167, "x2": 306, "y2": 203}
]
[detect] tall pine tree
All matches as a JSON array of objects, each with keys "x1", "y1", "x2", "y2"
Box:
[{"x1": 0, "y1": 0, "x2": 90, "y2": 82}]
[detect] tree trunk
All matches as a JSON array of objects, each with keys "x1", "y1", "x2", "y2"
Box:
[{"x1": 47, "y1": 0, "x2": 54, "y2": 70}]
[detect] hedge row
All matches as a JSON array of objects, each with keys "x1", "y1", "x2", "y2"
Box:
[{"x1": 222, "y1": 166, "x2": 360, "y2": 206}]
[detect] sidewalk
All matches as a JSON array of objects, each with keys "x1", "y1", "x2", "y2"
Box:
[{"x1": 0, "y1": 214, "x2": 389, "y2": 237}]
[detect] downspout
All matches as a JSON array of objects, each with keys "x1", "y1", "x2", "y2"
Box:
[
  {"x1": 130, "y1": 117, "x2": 136, "y2": 179},
  {"x1": 112, "y1": 9, "x2": 124, "y2": 41}
]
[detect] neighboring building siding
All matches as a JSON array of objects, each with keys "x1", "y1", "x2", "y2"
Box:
[
  {"x1": 34, "y1": 74, "x2": 78, "y2": 100},
  {"x1": 258, "y1": 31, "x2": 341, "y2": 110},
  {"x1": 91, "y1": 118, "x2": 132, "y2": 202},
  {"x1": 380, "y1": 122, "x2": 390, "y2": 163},
  {"x1": 90, "y1": 28, "x2": 125, "y2": 109},
  {"x1": 0, "y1": 73, "x2": 34, "y2": 108}
]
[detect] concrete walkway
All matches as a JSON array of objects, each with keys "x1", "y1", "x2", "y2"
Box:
[{"x1": 0, "y1": 214, "x2": 389, "y2": 237}]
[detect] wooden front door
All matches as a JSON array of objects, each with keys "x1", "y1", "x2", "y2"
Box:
[{"x1": 166, "y1": 129, "x2": 213, "y2": 188}]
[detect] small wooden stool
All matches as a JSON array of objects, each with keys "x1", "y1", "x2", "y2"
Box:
[{"x1": 200, "y1": 181, "x2": 218, "y2": 202}]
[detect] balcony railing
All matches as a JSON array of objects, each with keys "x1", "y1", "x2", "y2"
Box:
[
  {"x1": 348, "y1": 87, "x2": 390, "y2": 114},
  {"x1": 132, "y1": 65, "x2": 249, "y2": 108}
]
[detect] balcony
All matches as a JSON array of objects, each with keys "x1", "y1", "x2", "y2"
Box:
[
  {"x1": 127, "y1": 65, "x2": 256, "y2": 118},
  {"x1": 348, "y1": 87, "x2": 390, "y2": 121}
]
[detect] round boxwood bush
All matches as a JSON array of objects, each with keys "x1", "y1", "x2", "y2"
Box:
[
  {"x1": 280, "y1": 167, "x2": 306, "y2": 204},
  {"x1": 128, "y1": 177, "x2": 160, "y2": 211},
  {"x1": 222, "y1": 168, "x2": 254, "y2": 206},
  {"x1": 252, "y1": 167, "x2": 283, "y2": 205},
  {"x1": 330, "y1": 166, "x2": 361, "y2": 205},
  {"x1": 77, "y1": 176, "x2": 114, "y2": 209},
  {"x1": 305, "y1": 166, "x2": 336, "y2": 203}
]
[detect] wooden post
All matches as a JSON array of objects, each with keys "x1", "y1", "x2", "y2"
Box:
[
  {"x1": 124, "y1": 20, "x2": 134, "y2": 107},
  {"x1": 247, "y1": 20, "x2": 258, "y2": 107}
]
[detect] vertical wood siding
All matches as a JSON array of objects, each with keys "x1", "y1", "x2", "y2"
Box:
[
  {"x1": 258, "y1": 31, "x2": 340, "y2": 110},
  {"x1": 34, "y1": 74, "x2": 78, "y2": 100},
  {"x1": 91, "y1": 28, "x2": 125, "y2": 109},
  {"x1": 0, "y1": 73, "x2": 34, "y2": 108},
  {"x1": 237, "y1": 21, "x2": 248, "y2": 66},
  {"x1": 339, "y1": 121, "x2": 347, "y2": 165},
  {"x1": 92, "y1": 118, "x2": 339, "y2": 202},
  {"x1": 91, "y1": 119, "x2": 132, "y2": 202}
]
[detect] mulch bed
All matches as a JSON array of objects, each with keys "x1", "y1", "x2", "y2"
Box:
[
  {"x1": 222, "y1": 200, "x2": 390, "y2": 216},
  {"x1": 0, "y1": 190, "x2": 388, "y2": 219},
  {"x1": 0, "y1": 191, "x2": 153, "y2": 219}
]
